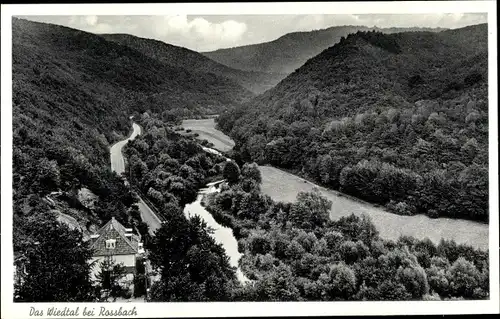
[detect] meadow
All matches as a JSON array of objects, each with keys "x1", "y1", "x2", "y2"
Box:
[
  {"x1": 259, "y1": 165, "x2": 488, "y2": 250},
  {"x1": 181, "y1": 118, "x2": 235, "y2": 152},
  {"x1": 183, "y1": 118, "x2": 489, "y2": 250}
]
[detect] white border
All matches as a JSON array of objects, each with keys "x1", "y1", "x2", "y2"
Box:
[{"x1": 1, "y1": 1, "x2": 498, "y2": 318}]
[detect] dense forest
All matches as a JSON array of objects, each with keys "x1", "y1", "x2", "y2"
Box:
[
  {"x1": 122, "y1": 113, "x2": 229, "y2": 237},
  {"x1": 204, "y1": 164, "x2": 490, "y2": 301},
  {"x1": 122, "y1": 113, "x2": 240, "y2": 301},
  {"x1": 217, "y1": 24, "x2": 489, "y2": 222},
  {"x1": 102, "y1": 33, "x2": 285, "y2": 94},
  {"x1": 12, "y1": 18, "x2": 249, "y2": 301},
  {"x1": 120, "y1": 111, "x2": 491, "y2": 302},
  {"x1": 11, "y1": 17, "x2": 491, "y2": 303},
  {"x1": 203, "y1": 25, "x2": 445, "y2": 74}
]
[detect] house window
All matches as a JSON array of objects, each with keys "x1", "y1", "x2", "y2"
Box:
[{"x1": 105, "y1": 239, "x2": 116, "y2": 249}]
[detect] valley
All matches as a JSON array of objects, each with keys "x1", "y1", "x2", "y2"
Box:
[
  {"x1": 111, "y1": 121, "x2": 248, "y2": 283},
  {"x1": 10, "y1": 15, "x2": 492, "y2": 304},
  {"x1": 181, "y1": 118, "x2": 488, "y2": 250},
  {"x1": 202, "y1": 25, "x2": 446, "y2": 74},
  {"x1": 181, "y1": 118, "x2": 235, "y2": 152}
]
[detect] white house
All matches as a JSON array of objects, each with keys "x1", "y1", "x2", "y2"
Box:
[{"x1": 88, "y1": 217, "x2": 144, "y2": 283}]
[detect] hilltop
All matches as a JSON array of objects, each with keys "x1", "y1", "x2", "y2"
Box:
[
  {"x1": 101, "y1": 33, "x2": 286, "y2": 94},
  {"x1": 203, "y1": 25, "x2": 446, "y2": 74},
  {"x1": 217, "y1": 24, "x2": 489, "y2": 222},
  {"x1": 12, "y1": 17, "x2": 252, "y2": 254}
]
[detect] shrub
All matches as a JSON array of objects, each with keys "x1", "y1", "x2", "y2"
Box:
[
  {"x1": 223, "y1": 161, "x2": 241, "y2": 184},
  {"x1": 427, "y1": 209, "x2": 439, "y2": 219},
  {"x1": 386, "y1": 201, "x2": 416, "y2": 216},
  {"x1": 121, "y1": 288, "x2": 133, "y2": 299}
]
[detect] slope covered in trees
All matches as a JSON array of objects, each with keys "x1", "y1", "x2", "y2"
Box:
[
  {"x1": 204, "y1": 163, "x2": 489, "y2": 301},
  {"x1": 13, "y1": 16, "x2": 252, "y2": 226},
  {"x1": 12, "y1": 18, "x2": 250, "y2": 301},
  {"x1": 217, "y1": 24, "x2": 489, "y2": 222},
  {"x1": 102, "y1": 33, "x2": 285, "y2": 94},
  {"x1": 203, "y1": 25, "x2": 445, "y2": 74},
  {"x1": 123, "y1": 113, "x2": 240, "y2": 301}
]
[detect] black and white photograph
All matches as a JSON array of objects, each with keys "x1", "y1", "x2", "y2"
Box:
[{"x1": 1, "y1": 1, "x2": 498, "y2": 317}]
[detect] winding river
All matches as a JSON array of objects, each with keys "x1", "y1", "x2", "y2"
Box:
[
  {"x1": 110, "y1": 121, "x2": 249, "y2": 283},
  {"x1": 182, "y1": 118, "x2": 489, "y2": 251},
  {"x1": 185, "y1": 182, "x2": 250, "y2": 283},
  {"x1": 110, "y1": 117, "x2": 488, "y2": 288}
]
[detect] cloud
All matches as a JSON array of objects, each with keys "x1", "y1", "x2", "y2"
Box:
[
  {"x1": 85, "y1": 15, "x2": 98, "y2": 26},
  {"x1": 148, "y1": 15, "x2": 247, "y2": 50},
  {"x1": 295, "y1": 15, "x2": 326, "y2": 30},
  {"x1": 66, "y1": 15, "x2": 114, "y2": 34},
  {"x1": 18, "y1": 14, "x2": 486, "y2": 52}
]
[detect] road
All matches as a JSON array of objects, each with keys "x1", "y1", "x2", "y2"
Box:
[
  {"x1": 110, "y1": 122, "x2": 162, "y2": 235},
  {"x1": 110, "y1": 123, "x2": 141, "y2": 174},
  {"x1": 136, "y1": 197, "x2": 162, "y2": 235},
  {"x1": 111, "y1": 122, "x2": 249, "y2": 283}
]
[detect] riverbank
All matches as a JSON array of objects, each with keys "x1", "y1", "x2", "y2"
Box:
[
  {"x1": 181, "y1": 118, "x2": 234, "y2": 152},
  {"x1": 184, "y1": 184, "x2": 250, "y2": 284},
  {"x1": 113, "y1": 121, "x2": 250, "y2": 285},
  {"x1": 180, "y1": 118, "x2": 489, "y2": 251}
]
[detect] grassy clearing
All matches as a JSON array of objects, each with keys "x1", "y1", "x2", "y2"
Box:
[
  {"x1": 181, "y1": 118, "x2": 234, "y2": 152},
  {"x1": 180, "y1": 118, "x2": 488, "y2": 250},
  {"x1": 259, "y1": 165, "x2": 488, "y2": 250}
]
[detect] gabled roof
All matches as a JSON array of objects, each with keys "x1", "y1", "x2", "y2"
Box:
[{"x1": 90, "y1": 217, "x2": 139, "y2": 256}]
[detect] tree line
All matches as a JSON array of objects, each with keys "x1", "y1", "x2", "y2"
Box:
[
  {"x1": 12, "y1": 17, "x2": 251, "y2": 302},
  {"x1": 218, "y1": 79, "x2": 488, "y2": 222},
  {"x1": 215, "y1": 24, "x2": 488, "y2": 223},
  {"x1": 205, "y1": 162, "x2": 490, "y2": 301}
]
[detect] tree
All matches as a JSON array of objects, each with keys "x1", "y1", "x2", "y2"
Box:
[
  {"x1": 223, "y1": 161, "x2": 241, "y2": 184},
  {"x1": 323, "y1": 263, "x2": 357, "y2": 300},
  {"x1": 34, "y1": 157, "x2": 61, "y2": 194},
  {"x1": 318, "y1": 154, "x2": 333, "y2": 185},
  {"x1": 253, "y1": 263, "x2": 300, "y2": 301},
  {"x1": 148, "y1": 214, "x2": 237, "y2": 301},
  {"x1": 447, "y1": 257, "x2": 481, "y2": 298},
  {"x1": 130, "y1": 155, "x2": 148, "y2": 183},
  {"x1": 95, "y1": 256, "x2": 127, "y2": 301},
  {"x1": 461, "y1": 138, "x2": 479, "y2": 163},
  {"x1": 426, "y1": 256, "x2": 451, "y2": 297},
  {"x1": 288, "y1": 189, "x2": 331, "y2": 230},
  {"x1": 331, "y1": 214, "x2": 379, "y2": 245},
  {"x1": 241, "y1": 162, "x2": 262, "y2": 184},
  {"x1": 15, "y1": 213, "x2": 95, "y2": 302},
  {"x1": 295, "y1": 231, "x2": 318, "y2": 253},
  {"x1": 247, "y1": 232, "x2": 272, "y2": 255},
  {"x1": 246, "y1": 134, "x2": 267, "y2": 163},
  {"x1": 339, "y1": 241, "x2": 363, "y2": 264}
]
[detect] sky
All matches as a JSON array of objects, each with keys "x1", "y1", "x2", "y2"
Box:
[{"x1": 19, "y1": 13, "x2": 487, "y2": 52}]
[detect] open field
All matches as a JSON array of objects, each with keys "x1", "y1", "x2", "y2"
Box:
[
  {"x1": 259, "y1": 165, "x2": 488, "y2": 250},
  {"x1": 181, "y1": 118, "x2": 235, "y2": 152},
  {"x1": 181, "y1": 118, "x2": 488, "y2": 250}
]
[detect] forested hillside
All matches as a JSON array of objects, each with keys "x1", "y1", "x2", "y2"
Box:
[
  {"x1": 12, "y1": 18, "x2": 250, "y2": 301},
  {"x1": 122, "y1": 114, "x2": 240, "y2": 301},
  {"x1": 102, "y1": 33, "x2": 285, "y2": 94},
  {"x1": 204, "y1": 165, "x2": 489, "y2": 301},
  {"x1": 217, "y1": 24, "x2": 489, "y2": 222},
  {"x1": 203, "y1": 25, "x2": 445, "y2": 74}
]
